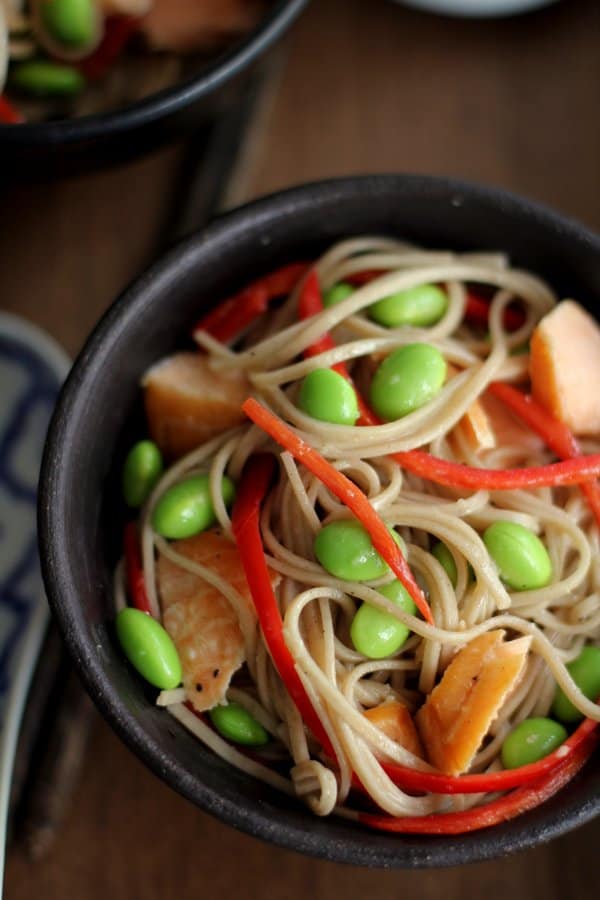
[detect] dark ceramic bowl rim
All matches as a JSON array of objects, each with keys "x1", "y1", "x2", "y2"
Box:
[
  {"x1": 0, "y1": 0, "x2": 307, "y2": 146},
  {"x1": 39, "y1": 174, "x2": 600, "y2": 868}
]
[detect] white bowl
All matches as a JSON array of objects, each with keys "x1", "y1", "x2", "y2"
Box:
[{"x1": 395, "y1": 0, "x2": 557, "y2": 17}]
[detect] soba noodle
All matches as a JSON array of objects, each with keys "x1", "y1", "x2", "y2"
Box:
[{"x1": 120, "y1": 237, "x2": 600, "y2": 823}]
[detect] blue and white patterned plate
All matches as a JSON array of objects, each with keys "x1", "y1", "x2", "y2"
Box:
[{"x1": 0, "y1": 314, "x2": 70, "y2": 893}]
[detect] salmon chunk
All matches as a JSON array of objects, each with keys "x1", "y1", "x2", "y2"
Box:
[
  {"x1": 453, "y1": 392, "x2": 496, "y2": 453},
  {"x1": 364, "y1": 701, "x2": 424, "y2": 758},
  {"x1": 453, "y1": 396, "x2": 496, "y2": 453},
  {"x1": 479, "y1": 393, "x2": 543, "y2": 455},
  {"x1": 446, "y1": 364, "x2": 496, "y2": 453},
  {"x1": 157, "y1": 530, "x2": 258, "y2": 712},
  {"x1": 416, "y1": 630, "x2": 531, "y2": 775},
  {"x1": 143, "y1": 352, "x2": 249, "y2": 459},
  {"x1": 530, "y1": 300, "x2": 600, "y2": 436}
]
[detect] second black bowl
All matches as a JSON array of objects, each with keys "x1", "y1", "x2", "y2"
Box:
[
  {"x1": 39, "y1": 174, "x2": 600, "y2": 868},
  {"x1": 0, "y1": 0, "x2": 307, "y2": 174}
]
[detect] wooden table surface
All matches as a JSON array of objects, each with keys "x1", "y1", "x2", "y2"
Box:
[{"x1": 4, "y1": 0, "x2": 600, "y2": 895}]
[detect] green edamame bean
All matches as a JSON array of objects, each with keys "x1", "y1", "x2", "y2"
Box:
[
  {"x1": 116, "y1": 608, "x2": 181, "y2": 690},
  {"x1": 122, "y1": 440, "x2": 163, "y2": 508},
  {"x1": 41, "y1": 0, "x2": 97, "y2": 48},
  {"x1": 351, "y1": 580, "x2": 417, "y2": 659},
  {"x1": 314, "y1": 519, "x2": 405, "y2": 582},
  {"x1": 209, "y1": 703, "x2": 269, "y2": 746},
  {"x1": 501, "y1": 717, "x2": 567, "y2": 769},
  {"x1": 152, "y1": 474, "x2": 235, "y2": 540},
  {"x1": 369, "y1": 343, "x2": 447, "y2": 421},
  {"x1": 483, "y1": 521, "x2": 552, "y2": 591},
  {"x1": 432, "y1": 541, "x2": 458, "y2": 588},
  {"x1": 369, "y1": 284, "x2": 447, "y2": 328},
  {"x1": 552, "y1": 645, "x2": 600, "y2": 723},
  {"x1": 298, "y1": 368, "x2": 359, "y2": 426},
  {"x1": 322, "y1": 282, "x2": 354, "y2": 308},
  {"x1": 10, "y1": 60, "x2": 85, "y2": 96}
]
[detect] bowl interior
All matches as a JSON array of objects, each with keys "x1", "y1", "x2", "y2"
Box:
[{"x1": 40, "y1": 175, "x2": 600, "y2": 868}]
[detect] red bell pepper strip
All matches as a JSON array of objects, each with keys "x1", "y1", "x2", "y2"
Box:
[
  {"x1": 124, "y1": 522, "x2": 152, "y2": 616},
  {"x1": 0, "y1": 95, "x2": 24, "y2": 124},
  {"x1": 78, "y1": 16, "x2": 140, "y2": 80},
  {"x1": 194, "y1": 262, "x2": 309, "y2": 343},
  {"x1": 465, "y1": 289, "x2": 525, "y2": 332},
  {"x1": 231, "y1": 453, "x2": 335, "y2": 757},
  {"x1": 489, "y1": 382, "x2": 600, "y2": 528},
  {"x1": 490, "y1": 381, "x2": 581, "y2": 458},
  {"x1": 382, "y1": 712, "x2": 598, "y2": 794},
  {"x1": 360, "y1": 730, "x2": 598, "y2": 833},
  {"x1": 298, "y1": 271, "x2": 350, "y2": 376},
  {"x1": 391, "y1": 448, "x2": 600, "y2": 491},
  {"x1": 241, "y1": 398, "x2": 434, "y2": 625}
]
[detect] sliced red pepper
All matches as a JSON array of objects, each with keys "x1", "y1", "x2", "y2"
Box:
[
  {"x1": 489, "y1": 382, "x2": 600, "y2": 528},
  {"x1": 465, "y1": 289, "x2": 525, "y2": 332},
  {"x1": 361, "y1": 730, "x2": 598, "y2": 833},
  {"x1": 298, "y1": 270, "x2": 350, "y2": 376},
  {"x1": 194, "y1": 262, "x2": 309, "y2": 343},
  {"x1": 392, "y1": 448, "x2": 600, "y2": 491},
  {"x1": 78, "y1": 16, "x2": 140, "y2": 80},
  {"x1": 489, "y1": 381, "x2": 580, "y2": 458},
  {"x1": 231, "y1": 453, "x2": 335, "y2": 757},
  {"x1": 382, "y1": 713, "x2": 598, "y2": 794},
  {"x1": 124, "y1": 522, "x2": 152, "y2": 615},
  {"x1": 241, "y1": 398, "x2": 434, "y2": 625},
  {"x1": 0, "y1": 95, "x2": 24, "y2": 125}
]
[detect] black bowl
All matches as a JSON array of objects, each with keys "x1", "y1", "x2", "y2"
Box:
[
  {"x1": 0, "y1": 0, "x2": 307, "y2": 174},
  {"x1": 39, "y1": 175, "x2": 600, "y2": 867}
]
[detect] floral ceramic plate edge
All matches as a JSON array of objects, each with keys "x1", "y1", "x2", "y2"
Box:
[{"x1": 0, "y1": 313, "x2": 70, "y2": 894}]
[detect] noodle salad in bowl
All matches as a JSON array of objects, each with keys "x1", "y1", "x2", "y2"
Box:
[{"x1": 111, "y1": 235, "x2": 600, "y2": 835}]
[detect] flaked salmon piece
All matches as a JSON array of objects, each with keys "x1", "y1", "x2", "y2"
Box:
[
  {"x1": 364, "y1": 701, "x2": 424, "y2": 758},
  {"x1": 478, "y1": 393, "x2": 544, "y2": 454},
  {"x1": 143, "y1": 352, "x2": 250, "y2": 460},
  {"x1": 446, "y1": 364, "x2": 495, "y2": 453},
  {"x1": 140, "y1": 0, "x2": 266, "y2": 53},
  {"x1": 454, "y1": 400, "x2": 496, "y2": 453},
  {"x1": 530, "y1": 300, "x2": 600, "y2": 436},
  {"x1": 416, "y1": 630, "x2": 531, "y2": 775},
  {"x1": 157, "y1": 530, "x2": 260, "y2": 713}
]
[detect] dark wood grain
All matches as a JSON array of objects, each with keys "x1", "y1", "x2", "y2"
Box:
[
  {"x1": 247, "y1": 0, "x2": 600, "y2": 231},
  {"x1": 0, "y1": 142, "x2": 185, "y2": 357},
  {"x1": 5, "y1": 716, "x2": 600, "y2": 900},
  {"x1": 5, "y1": 0, "x2": 600, "y2": 895}
]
